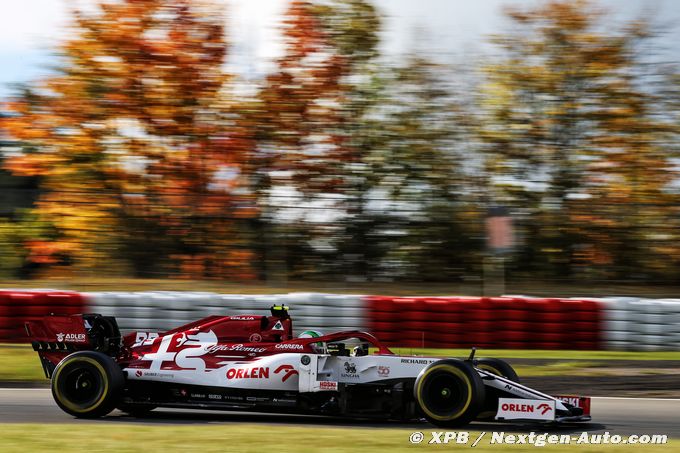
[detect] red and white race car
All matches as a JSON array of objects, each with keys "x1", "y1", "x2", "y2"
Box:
[{"x1": 25, "y1": 306, "x2": 591, "y2": 427}]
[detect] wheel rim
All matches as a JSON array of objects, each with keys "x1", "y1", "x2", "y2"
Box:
[
  {"x1": 58, "y1": 363, "x2": 105, "y2": 408},
  {"x1": 421, "y1": 371, "x2": 467, "y2": 417}
]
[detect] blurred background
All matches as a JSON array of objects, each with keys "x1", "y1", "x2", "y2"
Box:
[{"x1": 2, "y1": 0, "x2": 680, "y2": 293}]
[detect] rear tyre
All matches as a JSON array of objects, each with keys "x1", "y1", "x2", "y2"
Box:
[
  {"x1": 51, "y1": 351, "x2": 124, "y2": 418},
  {"x1": 475, "y1": 358, "x2": 519, "y2": 421},
  {"x1": 414, "y1": 359, "x2": 485, "y2": 427}
]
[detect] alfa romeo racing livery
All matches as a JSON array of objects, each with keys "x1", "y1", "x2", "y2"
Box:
[{"x1": 25, "y1": 306, "x2": 591, "y2": 427}]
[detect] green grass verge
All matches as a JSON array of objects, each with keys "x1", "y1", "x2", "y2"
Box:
[
  {"x1": 3, "y1": 343, "x2": 680, "y2": 382},
  {"x1": 0, "y1": 424, "x2": 673, "y2": 453},
  {"x1": 0, "y1": 344, "x2": 45, "y2": 381}
]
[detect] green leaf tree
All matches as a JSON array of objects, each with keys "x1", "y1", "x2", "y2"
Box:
[{"x1": 480, "y1": 0, "x2": 675, "y2": 279}]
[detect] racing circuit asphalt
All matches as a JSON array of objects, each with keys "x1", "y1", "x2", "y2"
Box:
[{"x1": 0, "y1": 388, "x2": 678, "y2": 437}]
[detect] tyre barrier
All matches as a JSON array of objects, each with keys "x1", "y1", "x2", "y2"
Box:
[
  {"x1": 2, "y1": 290, "x2": 680, "y2": 351},
  {"x1": 598, "y1": 297, "x2": 680, "y2": 351},
  {"x1": 366, "y1": 296, "x2": 603, "y2": 350},
  {"x1": 85, "y1": 292, "x2": 367, "y2": 336},
  {"x1": 0, "y1": 290, "x2": 86, "y2": 342}
]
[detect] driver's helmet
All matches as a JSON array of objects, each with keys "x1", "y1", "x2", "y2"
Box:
[{"x1": 298, "y1": 330, "x2": 324, "y2": 353}]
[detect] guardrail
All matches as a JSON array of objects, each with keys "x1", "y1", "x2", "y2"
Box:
[{"x1": 1, "y1": 290, "x2": 678, "y2": 350}]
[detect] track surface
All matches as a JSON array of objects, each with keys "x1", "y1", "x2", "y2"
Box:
[{"x1": 1, "y1": 389, "x2": 678, "y2": 437}]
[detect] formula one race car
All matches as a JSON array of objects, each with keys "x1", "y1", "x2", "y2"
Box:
[{"x1": 25, "y1": 306, "x2": 591, "y2": 427}]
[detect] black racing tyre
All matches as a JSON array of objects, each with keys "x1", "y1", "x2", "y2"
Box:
[
  {"x1": 475, "y1": 358, "x2": 520, "y2": 383},
  {"x1": 475, "y1": 358, "x2": 519, "y2": 421},
  {"x1": 51, "y1": 351, "x2": 124, "y2": 418},
  {"x1": 414, "y1": 359, "x2": 485, "y2": 428}
]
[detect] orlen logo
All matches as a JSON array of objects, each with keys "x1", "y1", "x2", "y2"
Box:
[
  {"x1": 56, "y1": 333, "x2": 86, "y2": 343},
  {"x1": 500, "y1": 402, "x2": 552, "y2": 415},
  {"x1": 537, "y1": 403, "x2": 552, "y2": 415},
  {"x1": 274, "y1": 364, "x2": 299, "y2": 382},
  {"x1": 226, "y1": 367, "x2": 269, "y2": 379}
]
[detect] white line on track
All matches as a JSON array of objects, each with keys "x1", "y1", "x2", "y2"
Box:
[{"x1": 0, "y1": 388, "x2": 49, "y2": 390}]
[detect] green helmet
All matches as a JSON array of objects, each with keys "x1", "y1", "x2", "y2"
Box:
[
  {"x1": 298, "y1": 330, "x2": 323, "y2": 340},
  {"x1": 298, "y1": 330, "x2": 324, "y2": 350}
]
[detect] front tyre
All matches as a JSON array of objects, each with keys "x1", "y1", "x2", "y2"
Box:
[
  {"x1": 414, "y1": 359, "x2": 485, "y2": 427},
  {"x1": 51, "y1": 351, "x2": 124, "y2": 418},
  {"x1": 475, "y1": 358, "x2": 519, "y2": 383},
  {"x1": 475, "y1": 358, "x2": 519, "y2": 421}
]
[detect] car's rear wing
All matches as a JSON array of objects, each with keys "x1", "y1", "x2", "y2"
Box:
[{"x1": 25, "y1": 314, "x2": 122, "y2": 377}]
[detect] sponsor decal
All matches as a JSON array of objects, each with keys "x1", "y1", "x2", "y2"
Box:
[
  {"x1": 272, "y1": 321, "x2": 284, "y2": 331},
  {"x1": 174, "y1": 331, "x2": 218, "y2": 372},
  {"x1": 136, "y1": 331, "x2": 269, "y2": 373},
  {"x1": 341, "y1": 361, "x2": 360, "y2": 379},
  {"x1": 503, "y1": 384, "x2": 541, "y2": 400},
  {"x1": 226, "y1": 366, "x2": 270, "y2": 379},
  {"x1": 231, "y1": 316, "x2": 256, "y2": 321},
  {"x1": 208, "y1": 394, "x2": 222, "y2": 400},
  {"x1": 207, "y1": 344, "x2": 267, "y2": 354},
  {"x1": 555, "y1": 395, "x2": 591, "y2": 415},
  {"x1": 344, "y1": 362, "x2": 357, "y2": 374},
  {"x1": 496, "y1": 398, "x2": 556, "y2": 421},
  {"x1": 136, "y1": 371, "x2": 174, "y2": 378},
  {"x1": 275, "y1": 343, "x2": 304, "y2": 350},
  {"x1": 56, "y1": 332, "x2": 87, "y2": 343},
  {"x1": 69, "y1": 333, "x2": 86, "y2": 342},
  {"x1": 377, "y1": 366, "x2": 390, "y2": 377},
  {"x1": 537, "y1": 403, "x2": 553, "y2": 415},
  {"x1": 249, "y1": 333, "x2": 262, "y2": 343},
  {"x1": 190, "y1": 393, "x2": 206, "y2": 399},
  {"x1": 140, "y1": 331, "x2": 218, "y2": 371},
  {"x1": 319, "y1": 380, "x2": 338, "y2": 391},
  {"x1": 558, "y1": 396, "x2": 580, "y2": 407},
  {"x1": 274, "y1": 364, "x2": 299, "y2": 382},
  {"x1": 400, "y1": 358, "x2": 433, "y2": 365}
]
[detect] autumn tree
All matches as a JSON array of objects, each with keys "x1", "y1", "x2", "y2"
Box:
[
  {"x1": 480, "y1": 0, "x2": 675, "y2": 279},
  {"x1": 249, "y1": 0, "x2": 382, "y2": 279},
  {"x1": 1, "y1": 0, "x2": 255, "y2": 278}
]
